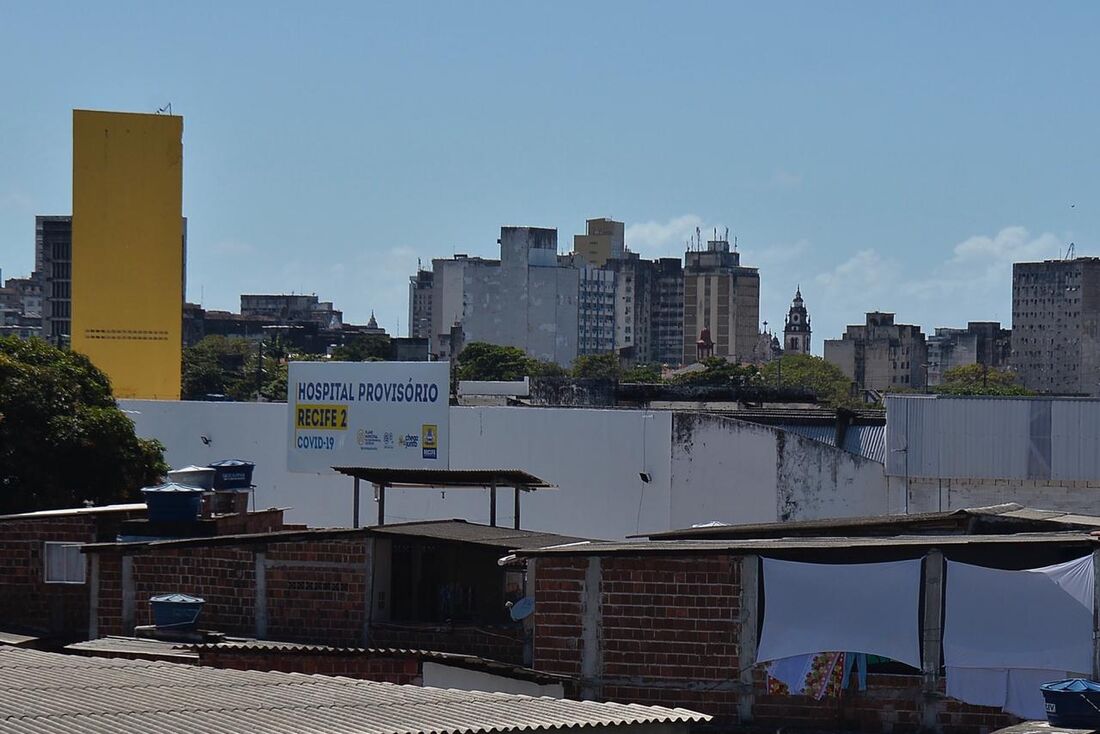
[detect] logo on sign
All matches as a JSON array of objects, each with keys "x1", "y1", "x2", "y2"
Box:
[{"x1": 422, "y1": 424, "x2": 438, "y2": 459}]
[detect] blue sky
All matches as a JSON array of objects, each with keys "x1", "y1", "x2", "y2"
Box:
[{"x1": 1, "y1": 1, "x2": 1098, "y2": 353}]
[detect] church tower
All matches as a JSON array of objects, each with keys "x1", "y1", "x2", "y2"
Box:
[{"x1": 784, "y1": 287, "x2": 811, "y2": 355}]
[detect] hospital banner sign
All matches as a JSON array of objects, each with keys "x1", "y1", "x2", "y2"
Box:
[{"x1": 287, "y1": 361, "x2": 450, "y2": 473}]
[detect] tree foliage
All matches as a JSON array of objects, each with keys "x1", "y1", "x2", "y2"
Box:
[
  {"x1": 759, "y1": 354, "x2": 856, "y2": 407},
  {"x1": 673, "y1": 356, "x2": 763, "y2": 387},
  {"x1": 934, "y1": 364, "x2": 1033, "y2": 396},
  {"x1": 331, "y1": 334, "x2": 391, "y2": 362},
  {"x1": 182, "y1": 335, "x2": 308, "y2": 402},
  {"x1": 621, "y1": 362, "x2": 663, "y2": 383},
  {"x1": 0, "y1": 336, "x2": 168, "y2": 513},
  {"x1": 455, "y1": 342, "x2": 564, "y2": 381},
  {"x1": 572, "y1": 353, "x2": 622, "y2": 381}
]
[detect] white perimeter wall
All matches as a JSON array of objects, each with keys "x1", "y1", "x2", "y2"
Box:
[
  {"x1": 121, "y1": 401, "x2": 673, "y2": 540},
  {"x1": 121, "y1": 401, "x2": 888, "y2": 538},
  {"x1": 421, "y1": 662, "x2": 564, "y2": 698}
]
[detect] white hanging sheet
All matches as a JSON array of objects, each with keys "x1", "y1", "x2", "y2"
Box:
[
  {"x1": 944, "y1": 555, "x2": 1093, "y2": 673},
  {"x1": 946, "y1": 667, "x2": 1067, "y2": 720},
  {"x1": 756, "y1": 558, "x2": 922, "y2": 667}
]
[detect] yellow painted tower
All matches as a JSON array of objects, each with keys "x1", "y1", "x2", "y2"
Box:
[{"x1": 71, "y1": 109, "x2": 184, "y2": 399}]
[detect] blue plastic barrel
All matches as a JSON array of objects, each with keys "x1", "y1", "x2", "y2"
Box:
[
  {"x1": 1041, "y1": 679, "x2": 1100, "y2": 729},
  {"x1": 208, "y1": 459, "x2": 255, "y2": 490},
  {"x1": 149, "y1": 593, "x2": 205, "y2": 629},
  {"x1": 140, "y1": 483, "x2": 206, "y2": 523}
]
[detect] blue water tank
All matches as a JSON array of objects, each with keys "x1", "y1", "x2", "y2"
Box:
[
  {"x1": 140, "y1": 483, "x2": 206, "y2": 523},
  {"x1": 149, "y1": 593, "x2": 205, "y2": 629},
  {"x1": 1041, "y1": 679, "x2": 1100, "y2": 729},
  {"x1": 208, "y1": 459, "x2": 255, "y2": 490}
]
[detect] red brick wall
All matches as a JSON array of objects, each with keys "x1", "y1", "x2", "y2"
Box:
[
  {"x1": 368, "y1": 623, "x2": 525, "y2": 665},
  {"x1": 265, "y1": 539, "x2": 368, "y2": 646},
  {"x1": 0, "y1": 514, "x2": 140, "y2": 639},
  {"x1": 198, "y1": 650, "x2": 421, "y2": 684},
  {"x1": 531, "y1": 553, "x2": 1021, "y2": 734}
]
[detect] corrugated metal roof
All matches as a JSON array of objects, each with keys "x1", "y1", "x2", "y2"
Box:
[
  {"x1": 844, "y1": 423, "x2": 886, "y2": 464},
  {"x1": 65, "y1": 636, "x2": 199, "y2": 662},
  {"x1": 333, "y1": 468, "x2": 556, "y2": 489},
  {"x1": 638, "y1": 503, "x2": 1100, "y2": 540},
  {"x1": 0, "y1": 503, "x2": 145, "y2": 522},
  {"x1": 886, "y1": 395, "x2": 1100, "y2": 480},
  {"x1": 372, "y1": 520, "x2": 591, "y2": 549},
  {"x1": 519, "y1": 531, "x2": 1098, "y2": 556},
  {"x1": 0, "y1": 647, "x2": 707, "y2": 733}
]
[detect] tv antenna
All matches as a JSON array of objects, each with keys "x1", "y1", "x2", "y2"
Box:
[{"x1": 156, "y1": 103, "x2": 173, "y2": 115}]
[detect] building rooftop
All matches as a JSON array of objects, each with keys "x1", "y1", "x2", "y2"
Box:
[
  {"x1": 333, "y1": 468, "x2": 556, "y2": 489},
  {"x1": 639, "y1": 503, "x2": 1100, "y2": 541},
  {"x1": 0, "y1": 647, "x2": 708, "y2": 734}
]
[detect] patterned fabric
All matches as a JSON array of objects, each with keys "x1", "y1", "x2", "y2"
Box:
[{"x1": 766, "y1": 652, "x2": 845, "y2": 700}]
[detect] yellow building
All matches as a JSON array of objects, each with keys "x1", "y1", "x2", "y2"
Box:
[
  {"x1": 572, "y1": 218, "x2": 625, "y2": 268},
  {"x1": 71, "y1": 109, "x2": 184, "y2": 399}
]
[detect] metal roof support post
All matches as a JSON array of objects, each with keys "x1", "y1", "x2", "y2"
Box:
[
  {"x1": 514, "y1": 485, "x2": 521, "y2": 530},
  {"x1": 353, "y1": 477, "x2": 361, "y2": 529},
  {"x1": 737, "y1": 554, "x2": 759, "y2": 724},
  {"x1": 920, "y1": 550, "x2": 945, "y2": 729},
  {"x1": 1093, "y1": 547, "x2": 1100, "y2": 680},
  {"x1": 376, "y1": 483, "x2": 386, "y2": 526},
  {"x1": 489, "y1": 479, "x2": 497, "y2": 528}
]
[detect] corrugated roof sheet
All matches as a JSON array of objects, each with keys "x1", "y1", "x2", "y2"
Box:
[
  {"x1": 66, "y1": 636, "x2": 199, "y2": 662},
  {"x1": 519, "y1": 531, "x2": 1098, "y2": 556},
  {"x1": 0, "y1": 503, "x2": 145, "y2": 522},
  {"x1": 371, "y1": 520, "x2": 591, "y2": 549},
  {"x1": 0, "y1": 647, "x2": 707, "y2": 733},
  {"x1": 773, "y1": 422, "x2": 886, "y2": 463},
  {"x1": 333, "y1": 468, "x2": 556, "y2": 489}
]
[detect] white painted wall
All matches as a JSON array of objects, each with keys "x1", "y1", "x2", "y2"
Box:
[
  {"x1": 669, "y1": 413, "x2": 888, "y2": 527},
  {"x1": 421, "y1": 661, "x2": 564, "y2": 697},
  {"x1": 122, "y1": 401, "x2": 673, "y2": 540},
  {"x1": 122, "y1": 400, "x2": 888, "y2": 539}
]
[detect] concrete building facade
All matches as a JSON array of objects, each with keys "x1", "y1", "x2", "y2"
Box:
[
  {"x1": 573, "y1": 261, "x2": 616, "y2": 356},
  {"x1": 682, "y1": 238, "x2": 760, "y2": 365},
  {"x1": 428, "y1": 228, "x2": 578, "y2": 366},
  {"x1": 407, "y1": 269, "x2": 433, "y2": 339},
  {"x1": 653, "y1": 258, "x2": 685, "y2": 366},
  {"x1": 240, "y1": 294, "x2": 342, "y2": 330},
  {"x1": 1011, "y1": 258, "x2": 1100, "y2": 395},
  {"x1": 571, "y1": 217, "x2": 624, "y2": 268},
  {"x1": 925, "y1": 322, "x2": 1011, "y2": 387},
  {"x1": 36, "y1": 215, "x2": 72, "y2": 346},
  {"x1": 824, "y1": 312, "x2": 928, "y2": 392}
]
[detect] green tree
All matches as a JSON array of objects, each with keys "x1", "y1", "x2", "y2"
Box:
[
  {"x1": 181, "y1": 335, "x2": 255, "y2": 399},
  {"x1": 760, "y1": 354, "x2": 855, "y2": 406},
  {"x1": 572, "y1": 353, "x2": 622, "y2": 381},
  {"x1": 0, "y1": 336, "x2": 168, "y2": 513},
  {"x1": 674, "y1": 356, "x2": 763, "y2": 387},
  {"x1": 935, "y1": 364, "x2": 1033, "y2": 396},
  {"x1": 331, "y1": 334, "x2": 391, "y2": 362},
  {"x1": 455, "y1": 342, "x2": 537, "y2": 381},
  {"x1": 622, "y1": 362, "x2": 663, "y2": 383}
]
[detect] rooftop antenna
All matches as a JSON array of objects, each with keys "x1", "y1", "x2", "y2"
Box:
[
  {"x1": 725, "y1": 227, "x2": 729, "y2": 242},
  {"x1": 156, "y1": 103, "x2": 172, "y2": 115},
  {"x1": 1065, "y1": 242, "x2": 1076, "y2": 260},
  {"x1": 733, "y1": 236, "x2": 738, "y2": 252}
]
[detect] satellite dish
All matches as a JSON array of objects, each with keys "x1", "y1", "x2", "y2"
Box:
[{"x1": 509, "y1": 596, "x2": 535, "y2": 621}]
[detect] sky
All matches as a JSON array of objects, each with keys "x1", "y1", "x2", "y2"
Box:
[{"x1": 1, "y1": 1, "x2": 1099, "y2": 354}]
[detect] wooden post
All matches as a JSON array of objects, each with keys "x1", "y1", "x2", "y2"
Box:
[
  {"x1": 514, "y1": 485, "x2": 521, "y2": 529},
  {"x1": 376, "y1": 483, "x2": 386, "y2": 526},
  {"x1": 738, "y1": 555, "x2": 759, "y2": 724}
]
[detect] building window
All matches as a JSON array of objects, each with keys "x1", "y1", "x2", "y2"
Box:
[{"x1": 44, "y1": 542, "x2": 86, "y2": 584}]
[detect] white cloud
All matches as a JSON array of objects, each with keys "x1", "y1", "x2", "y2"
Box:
[
  {"x1": 816, "y1": 248, "x2": 899, "y2": 293},
  {"x1": 625, "y1": 214, "x2": 704, "y2": 256}
]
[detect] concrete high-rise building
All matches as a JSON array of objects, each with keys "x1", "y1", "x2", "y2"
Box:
[
  {"x1": 652, "y1": 258, "x2": 685, "y2": 366},
  {"x1": 428, "y1": 227, "x2": 578, "y2": 365},
  {"x1": 408, "y1": 269, "x2": 434, "y2": 339},
  {"x1": 1012, "y1": 258, "x2": 1100, "y2": 394},
  {"x1": 37, "y1": 215, "x2": 72, "y2": 346},
  {"x1": 575, "y1": 261, "x2": 616, "y2": 356},
  {"x1": 71, "y1": 109, "x2": 184, "y2": 399},
  {"x1": 682, "y1": 236, "x2": 760, "y2": 364},
  {"x1": 783, "y1": 287, "x2": 811, "y2": 355},
  {"x1": 572, "y1": 218, "x2": 625, "y2": 269},
  {"x1": 926, "y1": 321, "x2": 1011, "y2": 386},
  {"x1": 824, "y1": 312, "x2": 927, "y2": 392},
  {"x1": 240, "y1": 294, "x2": 342, "y2": 330}
]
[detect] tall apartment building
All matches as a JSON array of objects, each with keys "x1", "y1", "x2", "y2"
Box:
[
  {"x1": 682, "y1": 237, "x2": 760, "y2": 364},
  {"x1": 926, "y1": 321, "x2": 1011, "y2": 386},
  {"x1": 824, "y1": 312, "x2": 928, "y2": 392},
  {"x1": 1012, "y1": 258, "x2": 1100, "y2": 394},
  {"x1": 575, "y1": 262, "x2": 616, "y2": 356},
  {"x1": 408, "y1": 269, "x2": 433, "y2": 339},
  {"x1": 652, "y1": 258, "x2": 685, "y2": 366},
  {"x1": 428, "y1": 227, "x2": 578, "y2": 365},
  {"x1": 240, "y1": 294, "x2": 343, "y2": 330},
  {"x1": 572, "y1": 218, "x2": 625, "y2": 268},
  {"x1": 37, "y1": 215, "x2": 72, "y2": 346}
]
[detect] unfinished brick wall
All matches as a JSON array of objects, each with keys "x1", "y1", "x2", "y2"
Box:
[
  {"x1": 265, "y1": 539, "x2": 368, "y2": 646},
  {"x1": 0, "y1": 512, "x2": 140, "y2": 639},
  {"x1": 531, "y1": 552, "x2": 1022, "y2": 734}
]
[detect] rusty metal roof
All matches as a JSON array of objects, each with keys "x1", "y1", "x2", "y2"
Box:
[{"x1": 0, "y1": 647, "x2": 708, "y2": 733}]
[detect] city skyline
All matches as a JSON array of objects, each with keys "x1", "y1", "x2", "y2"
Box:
[{"x1": 2, "y1": 2, "x2": 1099, "y2": 351}]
